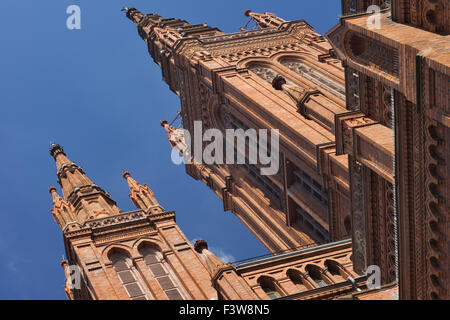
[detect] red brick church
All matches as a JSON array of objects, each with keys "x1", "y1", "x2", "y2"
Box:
[{"x1": 49, "y1": 0, "x2": 449, "y2": 300}]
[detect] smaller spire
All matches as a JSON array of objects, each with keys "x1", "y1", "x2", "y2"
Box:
[
  {"x1": 272, "y1": 75, "x2": 321, "y2": 121},
  {"x1": 50, "y1": 143, "x2": 66, "y2": 160},
  {"x1": 123, "y1": 171, "x2": 160, "y2": 212},
  {"x1": 61, "y1": 259, "x2": 75, "y2": 300},
  {"x1": 122, "y1": 7, "x2": 145, "y2": 24},
  {"x1": 244, "y1": 10, "x2": 286, "y2": 29},
  {"x1": 194, "y1": 240, "x2": 226, "y2": 276},
  {"x1": 161, "y1": 120, "x2": 188, "y2": 154},
  {"x1": 272, "y1": 75, "x2": 308, "y2": 104},
  {"x1": 49, "y1": 186, "x2": 74, "y2": 227}
]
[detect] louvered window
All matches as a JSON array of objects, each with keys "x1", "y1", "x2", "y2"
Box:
[
  {"x1": 140, "y1": 246, "x2": 184, "y2": 300},
  {"x1": 110, "y1": 252, "x2": 148, "y2": 300}
]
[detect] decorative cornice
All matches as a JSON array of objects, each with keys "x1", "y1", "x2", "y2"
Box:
[{"x1": 63, "y1": 209, "x2": 175, "y2": 239}]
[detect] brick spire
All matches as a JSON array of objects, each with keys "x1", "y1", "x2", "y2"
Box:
[
  {"x1": 49, "y1": 144, "x2": 121, "y2": 224},
  {"x1": 50, "y1": 144, "x2": 94, "y2": 199},
  {"x1": 49, "y1": 186, "x2": 75, "y2": 230},
  {"x1": 244, "y1": 10, "x2": 286, "y2": 29},
  {"x1": 61, "y1": 259, "x2": 74, "y2": 300},
  {"x1": 194, "y1": 240, "x2": 226, "y2": 276},
  {"x1": 122, "y1": 7, "x2": 146, "y2": 25},
  {"x1": 160, "y1": 120, "x2": 188, "y2": 153},
  {"x1": 122, "y1": 171, "x2": 160, "y2": 211}
]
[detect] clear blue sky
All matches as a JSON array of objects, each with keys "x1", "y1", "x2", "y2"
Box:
[{"x1": 0, "y1": 0, "x2": 340, "y2": 300}]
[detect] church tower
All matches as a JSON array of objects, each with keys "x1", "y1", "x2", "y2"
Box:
[
  {"x1": 327, "y1": 0, "x2": 449, "y2": 300},
  {"x1": 123, "y1": 7, "x2": 353, "y2": 256},
  {"x1": 49, "y1": 144, "x2": 217, "y2": 300}
]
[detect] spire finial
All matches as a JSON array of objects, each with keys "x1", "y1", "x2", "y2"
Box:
[
  {"x1": 242, "y1": 10, "x2": 286, "y2": 29},
  {"x1": 50, "y1": 143, "x2": 65, "y2": 159},
  {"x1": 122, "y1": 170, "x2": 131, "y2": 180}
]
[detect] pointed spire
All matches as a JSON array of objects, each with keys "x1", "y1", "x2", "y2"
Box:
[
  {"x1": 49, "y1": 144, "x2": 121, "y2": 224},
  {"x1": 161, "y1": 120, "x2": 189, "y2": 154},
  {"x1": 272, "y1": 75, "x2": 319, "y2": 120},
  {"x1": 272, "y1": 75, "x2": 307, "y2": 103},
  {"x1": 194, "y1": 240, "x2": 226, "y2": 276},
  {"x1": 50, "y1": 143, "x2": 95, "y2": 198},
  {"x1": 123, "y1": 171, "x2": 160, "y2": 212},
  {"x1": 61, "y1": 259, "x2": 75, "y2": 300},
  {"x1": 244, "y1": 10, "x2": 286, "y2": 29},
  {"x1": 49, "y1": 186, "x2": 75, "y2": 229},
  {"x1": 122, "y1": 7, "x2": 146, "y2": 24},
  {"x1": 161, "y1": 120, "x2": 211, "y2": 181}
]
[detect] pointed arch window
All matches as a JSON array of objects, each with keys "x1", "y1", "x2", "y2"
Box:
[
  {"x1": 258, "y1": 276, "x2": 282, "y2": 300},
  {"x1": 286, "y1": 269, "x2": 309, "y2": 293},
  {"x1": 324, "y1": 260, "x2": 348, "y2": 283},
  {"x1": 306, "y1": 265, "x2": 328, "y2": 288},
  {"x1": 109, "y1": 250, "x2": 149, "y2": 300},
  {"x1": 139, "y1": 244, "x2": 185, "y2": 300},
  {"x1": 280, "y1": 58, "x2": 346, "y2": 100}
]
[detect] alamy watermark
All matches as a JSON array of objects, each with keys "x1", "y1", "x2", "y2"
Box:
[
  {"x1": 66, "y1": 265, "x2": 81, "y2": 290},
  {"x1": 366, "y1": 265, "x2": 381, "y2": 290},
  {"x1": 66, "y1": 5, "x2": 81, "y2": 30},
  {"x1": 366, "y1": 5, "x2": 382, "y2": 30},
  {"x1": 170, "y1": 121, "x2": 280, "y2": 176}
]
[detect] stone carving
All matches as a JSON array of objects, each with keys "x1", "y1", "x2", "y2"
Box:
[
  {"x1": 84, "y1": 210, "x2": 147, "y2": 230},
  {"x1": 281, "y1": 59, "x2": 346, "y2": 100},
  {"x1": 345, "y1": 67, "x2": 360, "y2": 111},
  {"x1": 349, "y1": 158, "x2": 367, "y2": 274},
  {"x1": 248, "y1": 65, "x2": 279, "y2": 84}
]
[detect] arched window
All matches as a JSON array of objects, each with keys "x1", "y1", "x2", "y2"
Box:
[
  {"x1": 305, "y1": 265, "x2": 328, "y2": 288},
  {"x1": 258, "y1": 276, "x2": 282, "y2": 300},
  {"x1": 286, "y1": 269, "x2": 309, "y2": 292},
  {"x1": 108, "y1": 249, "x2": 149, "y2": 300},
  {"x1": 139, "y1": 243, "x2": 185, "y2": 300},
  {"x1": 325, "y1": 260, "x2": 348, "y2": 283},
  {"x1": 280, "y1": 58, "x2": 346, "y2": 100}
]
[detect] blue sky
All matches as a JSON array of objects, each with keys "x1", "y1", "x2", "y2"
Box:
[{"x1": 0, "y1": 1, "x2": 340, "y2": 300}]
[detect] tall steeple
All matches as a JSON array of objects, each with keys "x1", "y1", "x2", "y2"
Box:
[
  {"x1": 123, "y1": 8, "x2": 222, "y2": 92},
  {"x1": 244, "y1": 10, "x2": 286, "y2": 29},
  {"x1": 49, "y1": 144, "x2": 121, "y2": 225},
  {"x1": 122, "y1": 171, "x2": 162, "y2": 212}
]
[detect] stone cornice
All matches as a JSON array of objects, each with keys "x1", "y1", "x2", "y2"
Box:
[
  {"x1": 63, "y1": 210, "x2": 176, "y2": 239},
  {"x1": 235, "y1": 239, "x2": 352, "y2": 272}
]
